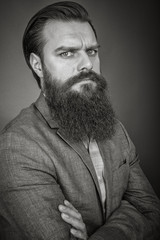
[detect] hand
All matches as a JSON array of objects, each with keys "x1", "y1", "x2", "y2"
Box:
[{"x1": 58, "y1": 200, "x2": 88, "y2": 240}]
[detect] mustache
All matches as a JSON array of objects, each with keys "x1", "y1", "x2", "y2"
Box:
[{"x1": 59, "y1": 70, "x2": 107, "y2": 92}]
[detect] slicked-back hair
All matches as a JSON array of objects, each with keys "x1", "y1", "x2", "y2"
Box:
[{"x1": 23, "y1": 1, "x2": 97, "y2": 88}]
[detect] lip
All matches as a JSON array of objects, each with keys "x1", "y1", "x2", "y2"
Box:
[
  {"x1": 71, "y1": 79, "x2": 96, "y2": 92},
  {"x1": 82, "y1": 78, "x2": 92, "y2": 81},
  {"x1": 77, "y1": 79, "x2": 94, "y2": 86},
  {"x1": 79, "y1": 78, "x2": 93, "y2": 83}
]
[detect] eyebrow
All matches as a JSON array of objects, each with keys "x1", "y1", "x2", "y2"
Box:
[{"x1": 55, "y1": 43, "x2": 100, "y2": 53}]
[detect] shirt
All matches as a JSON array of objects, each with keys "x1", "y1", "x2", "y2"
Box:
[{"x1": 83, "y1": 138, "x2": 106, "y2": 212}]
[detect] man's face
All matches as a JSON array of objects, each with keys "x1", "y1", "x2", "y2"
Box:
[
  {"x1": 39, "y1": 20, "x2": 115, "y2": 141},
  {"x1": 42, "y1": 20, "x2": 100, "y2": 92}
]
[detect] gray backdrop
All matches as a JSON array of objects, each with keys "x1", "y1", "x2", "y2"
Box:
[{"x1": 0, "y1": 0, "x2": 159, "y2": 197}]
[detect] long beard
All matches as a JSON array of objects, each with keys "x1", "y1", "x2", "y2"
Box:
[{"x1": 43, "y1": 68, "x2": 116, "y2": 141}]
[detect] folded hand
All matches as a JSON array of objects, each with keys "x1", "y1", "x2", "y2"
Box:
[{"x1": 58, "y1": 200, "x2": 88, "y2": 240}]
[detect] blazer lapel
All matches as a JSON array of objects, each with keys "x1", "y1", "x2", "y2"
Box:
[{"x1": 57, "y1": 129, "x2": 104, "y2": 212}]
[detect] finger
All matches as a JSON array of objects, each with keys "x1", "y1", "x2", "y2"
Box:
[
  {"x1": 70, "y1": 228, "x2": 87, "y2": 240},
  {"x1": 61, "y1": 213, "x2": 86, "y2": 231},
  {"x1": 64, "y1": 200, "x2": 78, "y2": 212},
  {"x1": 58, "y1": 205, "x2": 82, "y2": 220}
]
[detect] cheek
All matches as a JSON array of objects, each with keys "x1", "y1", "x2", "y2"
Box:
[
  {"x1": 92, "y1": 57, "x2": 101, "y2": 74},
  {"x1": 47, "y1": 61, "x2": 76, "y2": 83},
  {"x1": 57, "y1": 65, "x2": 77, "y2": 83}
]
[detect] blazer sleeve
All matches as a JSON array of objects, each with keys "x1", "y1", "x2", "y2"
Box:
[
  {"x1": 0, "y1": 130, "x2": 76, "y2": 240},
  {"x1": 89, "y1": 122, "x2": 160, "y2": 240}
]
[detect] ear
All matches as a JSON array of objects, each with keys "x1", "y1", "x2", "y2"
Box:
[{"x1": 29, "y1": 53, "x2": 44, "y2": 78}]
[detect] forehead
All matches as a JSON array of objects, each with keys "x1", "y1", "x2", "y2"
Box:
[{"x1": 43, "y1": 20, "x2": 97, "y2": 49}]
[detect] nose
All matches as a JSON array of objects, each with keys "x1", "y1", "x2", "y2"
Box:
[{"x1": 77, "y1": 52, "x2": 93, "y2": 72}]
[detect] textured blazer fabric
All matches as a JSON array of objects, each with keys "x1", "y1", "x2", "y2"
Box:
[{"x1": 0, "y1": 93, "x2": 160, "y2": 239}]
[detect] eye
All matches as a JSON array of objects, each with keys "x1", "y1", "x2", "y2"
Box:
[
  {"x1": 60, "y1": 51, "x2": 74, "y2": 58},
  {"x1": 87, "y1": 49, "x2": 98, "y2": 56}
]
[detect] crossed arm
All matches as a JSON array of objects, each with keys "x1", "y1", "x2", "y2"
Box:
[
  {"x1": 1, "y1": 159, "x2": 160, "y2": 240},
  {"x1": 58, "y1": 163, "x2": 160, "y2": 240},
  {"x1": 59, "y1": 191, "x2": 160, "y2": 240}
]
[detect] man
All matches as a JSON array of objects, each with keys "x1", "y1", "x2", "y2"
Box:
[{"x1": 0, "y1": 1, "x2": 160, "y2": 239}]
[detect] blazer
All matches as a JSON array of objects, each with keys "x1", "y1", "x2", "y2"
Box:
[{"x1": 0, "y1": 93, "x2": 160, "y2": 240}]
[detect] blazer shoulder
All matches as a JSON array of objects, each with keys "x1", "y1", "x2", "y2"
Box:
[
  {"x1": 113, "y1": 119, "x2": 129, "y2": 141},
  {"x1": 113, "y1": 118, "x2": 136, "y2": 149},
  {"x1": 0, "y1": 104, "x2": 41, "y2": 143}
]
